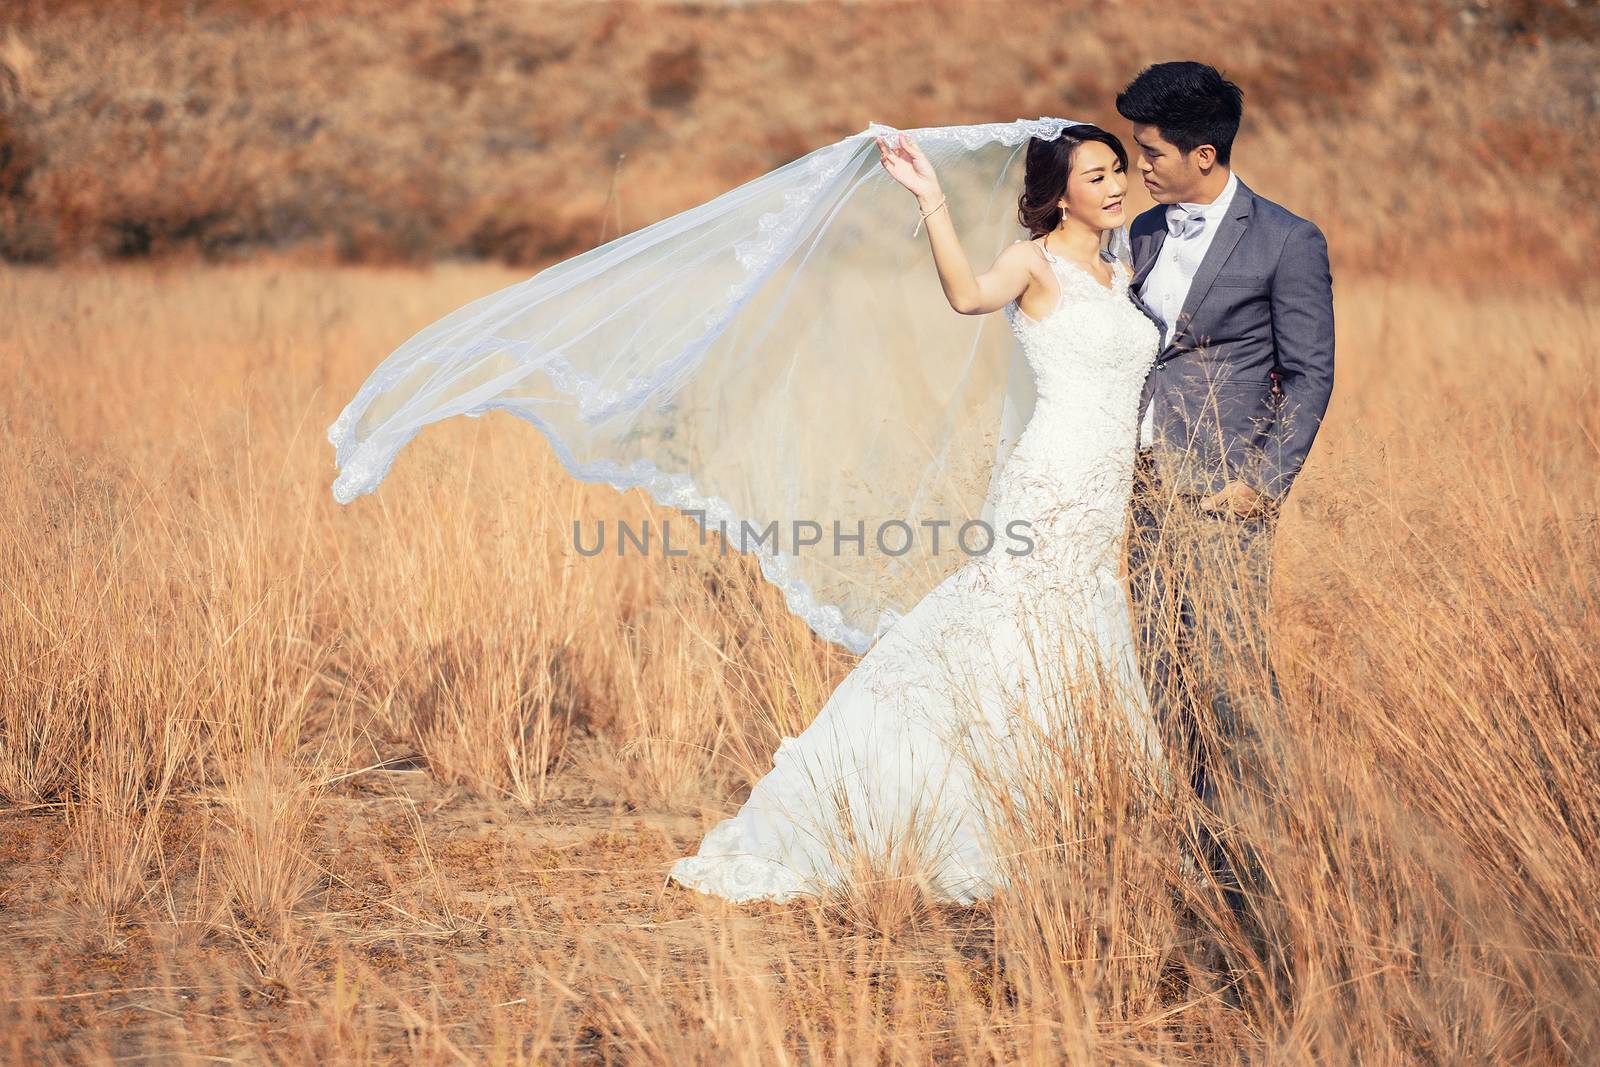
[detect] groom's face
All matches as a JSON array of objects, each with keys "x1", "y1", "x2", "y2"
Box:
[{"x1": 1130, "y1": 123, "x2": 1204, "y2": 205}]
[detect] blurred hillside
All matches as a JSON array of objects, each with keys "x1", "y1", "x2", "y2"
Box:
[{"x1": 0, "y1": 0, "x2": 1595, "y2": 284}]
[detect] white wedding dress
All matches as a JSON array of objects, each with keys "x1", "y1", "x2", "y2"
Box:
[{"x1": 669, "y1": 241, "x2": 1169, "y2": 903}]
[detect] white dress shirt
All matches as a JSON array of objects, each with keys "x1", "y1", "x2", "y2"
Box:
[{"x1": 1137, "y1": 170, "x2": 1240, "y2": 448}]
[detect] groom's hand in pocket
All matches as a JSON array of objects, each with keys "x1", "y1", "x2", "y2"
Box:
[{"x1": 1200, "y1": 480, "x2": 1267, "y2": 519}]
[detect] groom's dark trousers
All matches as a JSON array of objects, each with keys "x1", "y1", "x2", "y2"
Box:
[{"x1": 1127, "y1": 445, "x2": 1282, "y2": 958}]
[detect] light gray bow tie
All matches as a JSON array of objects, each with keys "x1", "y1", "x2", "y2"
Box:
[{"x1": 1166, "y1": 207, "x2": 1207, "y2": 239}]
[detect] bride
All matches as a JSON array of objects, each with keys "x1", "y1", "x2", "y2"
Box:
[
  {"x1": 326, "y1": 116, "x2": 1174, "y2": 906},
  {"x1": 667, "y1": 124, "x2": 1170, "y2": 903}
]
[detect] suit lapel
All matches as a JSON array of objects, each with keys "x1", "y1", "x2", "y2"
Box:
[
  {"x1": 1169, "y1": 180, "x2": 1254, "y2": 352},
  {"x1": 1132, "y1": 225, "x2": 1165, "y2": 290}
]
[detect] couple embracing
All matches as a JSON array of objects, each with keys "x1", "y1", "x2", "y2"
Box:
[
  {"x1": 666, "y1": 59, "x2": 1335, "y2": 986},
  {"x1": 330, "y1": 61, "x2": 1335, "y2": 979}
]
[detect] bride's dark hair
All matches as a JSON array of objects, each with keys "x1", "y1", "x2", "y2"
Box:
[{"x1": 1016, "y1": 123, "x2": 1129, "y2": 238}]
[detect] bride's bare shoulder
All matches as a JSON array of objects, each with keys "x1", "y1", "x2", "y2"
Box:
[
  {"x1": 1000, "y1": 237, "x2": 1050, "y2": 277},
  {"x1": 1006, "y1": 236, "x2": 1048, "y2": 259}
]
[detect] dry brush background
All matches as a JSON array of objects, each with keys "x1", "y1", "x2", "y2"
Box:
[{"x1": 2, "y1": 0, "x2": 1599, "y2": 1063}]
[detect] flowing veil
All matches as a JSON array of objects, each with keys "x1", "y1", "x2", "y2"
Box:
[{"x1": 327, "y1": 116, "x2": 1131, "y2": 654}]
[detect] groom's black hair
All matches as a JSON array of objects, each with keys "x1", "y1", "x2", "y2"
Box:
[{"x1": 1115, "y1": 61, "x2": 1243, "y2": 166}]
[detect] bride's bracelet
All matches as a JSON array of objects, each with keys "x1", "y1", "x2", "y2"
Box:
[{"x1": 912, "y1": 195, "x2": 947, "y2": 237}]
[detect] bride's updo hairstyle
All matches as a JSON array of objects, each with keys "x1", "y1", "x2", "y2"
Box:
[{"x1": 1016, "y1": 123, "x2": 1129, "y2": 238}]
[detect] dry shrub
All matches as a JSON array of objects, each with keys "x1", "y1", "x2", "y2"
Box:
[{"x1": 0, "y1": 0, "x2": 1594, "y2": 277}]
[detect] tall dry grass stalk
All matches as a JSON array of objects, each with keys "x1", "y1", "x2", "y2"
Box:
[{"x1": 0, "y1": 252, "x2": 1596, "y2": 1061}]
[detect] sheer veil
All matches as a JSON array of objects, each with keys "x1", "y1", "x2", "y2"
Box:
[{"x1": 327, "y1": 116, "x2": 1132, "y2": 654}]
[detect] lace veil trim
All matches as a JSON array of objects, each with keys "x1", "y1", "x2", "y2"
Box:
[{"x1": 328, "y1": 117, "x2": 1100, "y2": 654}]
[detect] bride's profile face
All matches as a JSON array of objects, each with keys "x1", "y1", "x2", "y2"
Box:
[{"x1": 1060, "y1": 141, "x2": 1127, "y2": 233}]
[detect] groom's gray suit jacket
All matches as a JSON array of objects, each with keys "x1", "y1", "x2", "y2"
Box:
[{"x1": 1129, "y1": 178, "x2": 1335, "y2": 501}]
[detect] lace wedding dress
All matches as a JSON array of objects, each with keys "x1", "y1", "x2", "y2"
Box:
[{"x1": 669, "y1": 241, "x2": 1171, "y2": 903}]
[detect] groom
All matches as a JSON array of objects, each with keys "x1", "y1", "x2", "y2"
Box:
[{"x1": 1115, "y1": 62, "x2": 1335, "y2": 983}]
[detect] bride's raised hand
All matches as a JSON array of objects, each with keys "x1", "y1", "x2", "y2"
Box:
[{"x1": 876, "y1": 132, "x2": 942, "y2": 203}]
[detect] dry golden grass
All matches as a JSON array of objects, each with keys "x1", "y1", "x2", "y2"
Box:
[
  {"x1": 1, "y1": 249, "x2": 1596, "y2": 1062},
  {"x1": 2, "y1": 0, "x2": 1599, "y2": 1060}
]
